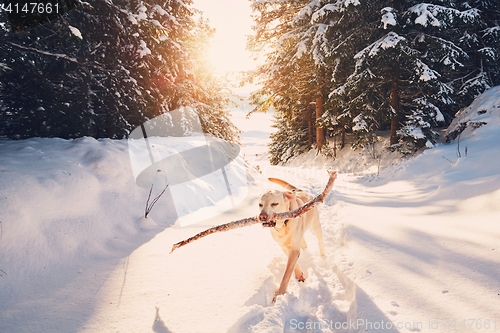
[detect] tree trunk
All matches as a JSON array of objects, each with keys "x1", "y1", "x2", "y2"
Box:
[
  {"x1": 390, "y1": 76, "x2": 400, "y2": 146},
  {"x1": 340, "y1": 126, "x2": 346, "y2": 149},
  {"x1": 315, "y1": 93, "x2": 324, "y2": 151},
  {"x1": 306, "y1": 95, "x2": 313, "y2": 148},
  {"x1": 390, "y1": 0, "x2": 402, "y2": 146},
  {"x1": 333, "y1": 125, "x2": 337, "y2": 158}
]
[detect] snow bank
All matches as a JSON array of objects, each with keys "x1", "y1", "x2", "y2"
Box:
[
  {"x1": 329, "y1": 87, "x2": 500, "y2": 332},
  {"x1": 0, "y1": 108, "x2": 260, "y2": 332},
  {"x1": 0, "y1": 137, "x2": 173, "y2": 331},
  {"x1": 446, "y1": 85, "x2": 500, "y2": 141}
]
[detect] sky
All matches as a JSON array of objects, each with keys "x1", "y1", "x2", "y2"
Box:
[{"x1": 192, "y1": 0, "x2": 257, "y2": 76}]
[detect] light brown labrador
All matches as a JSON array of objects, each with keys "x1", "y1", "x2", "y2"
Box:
[{"x1": 259, "y1": 178, "x2": 325, "y2": 303}]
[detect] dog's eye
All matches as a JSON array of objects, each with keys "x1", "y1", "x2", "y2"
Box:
[
  {"x1": 271, "y1": 203, "x2": 279, "y2": 207},
  {"x1": 259, "y1": 203, "x2": 263, "y2": 207}
]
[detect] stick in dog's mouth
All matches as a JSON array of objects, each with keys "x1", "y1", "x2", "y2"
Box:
[
  {"x1": 170, "y1": 169, "x2": 337, "y2": 253},
  {"x1": 262, "y1": 221, "x2": 276, "y2": 228}
]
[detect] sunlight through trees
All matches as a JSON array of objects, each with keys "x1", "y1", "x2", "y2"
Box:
[
  {"x1": 0, "y1": 0, "x2": 238, "y2": 142},
  {"x1": 247, "y1": 0, "x2": 500, "y2": 163}
]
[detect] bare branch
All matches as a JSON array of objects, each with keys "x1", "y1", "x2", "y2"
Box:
[
  {"x1": 6, "y1": 41, "x2": 78, "y2": 62},
  {"x1": 145, "y1": 184, "x2": 169, "y2": 218},
  {"x1": 5, "y1": 41, "x2": 107, "y2": 71},
  {"x1": 145, "y1": 185, "x2": 154, "y2": 218},
  {"x1": 170, "y1": 169, "x2": 337, "y2": 253}
]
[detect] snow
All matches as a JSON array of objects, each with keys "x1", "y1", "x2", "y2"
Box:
[
  {"x1": 410, "y1": 4, "x2": 443, "y2": 27},
  {"x1": 1, "y1": 88, "x2": 500, "y2": 332},
  {"x1": 352, "y1": 114, "x2": 368, "y2": 132},
  {"x1": 355, "y1": 32, "x2": 406, "y2": 60},
  {"x1": 311, "y1": 1, "x2": 360, "y2": 22},
  {"x1": 5, "y1": 42, "x2": 78, "y2": 63},
  {"x1": 137, "y1": 4, "x2": 148, "y2": 21},
  {"x1": 152, "y1": 4, "x2": 167, "y2": 16},
  {"x1": 402, "y1": 124, "x2": 426, "y2": 139},
  {"x1": 478, "y1": 47, "x2": 496, "y2": 60},
  {"x1": 0, "y1": 62, "x2": 10, "y2": 71},
  {"x1": 381, "y1": 7, "x2": 397, "y2": 29},
  {"x1": 408, "y1": 4, "x2": 480, "y2": 28},
  {"x1": 137, "y1": 40, "x2": 152, "y2": 58},
  {"x1": 68, "y1": 26, "x2": 83, "y2": 39},
  {"x1": 296, "y1": 40, "x2": 308, "y2": 59},
  {"x1": 415, "y1": 59, "x2": 439, "y2": 82},
  {"x1": 447, "y1": 85, "x2": 500, "y2": 139},
  {"x1": 126, "y1": 107, "x2": 248, "y2": 228},
  {"x1": 435, "y1": 108, "x2": 445, "y2": 123},
  {"x1": 312, "y1": 24, "x2": 328, "y2": 65},
  {"x1": 482, "y1": 26, "x2": 500, "y2": 38},
  {"x1": 128, "y1": 14, "x2": 138, "y2": 25}
]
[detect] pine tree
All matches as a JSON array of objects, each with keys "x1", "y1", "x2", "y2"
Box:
[
  {"x1": 248, "y1": 0, "x2": 312, "y2": 163},
  {"x1": 451, "y1": 0, "x2": 500, "y2": 107},
  {"x1": 248, "y1": 0, "x2": 365, "y2": 163},
  {"x1": 250, "y1": 0, "x2": 499, "y2": 159},
  {"x1": 0, "y1": 0, "x2": 238, "y2": 142},
  {"x1": 330, "y1": 0, "x2": 483, "y2": 152},
  {"x1": 268, "y1": 110, "x2": 310, "y2": 165},
  {"x1": 312, "y1": 0, "x2": 380, "y2": 151}
]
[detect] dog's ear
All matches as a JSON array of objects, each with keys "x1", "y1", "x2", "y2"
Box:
[
  {"x1": 283, "y1": 190, "x2": 297, "y2": 210},
  {"x1": 283, "y1": 190, "x2": 296, "y2": 201}
]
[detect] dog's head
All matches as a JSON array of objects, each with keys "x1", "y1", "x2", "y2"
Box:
[{"x1": 258, "y1": 190, "x2": 296, "y2": 228}]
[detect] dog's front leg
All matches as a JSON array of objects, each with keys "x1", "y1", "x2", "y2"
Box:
[{"x1": 273, "y1": 248, "x2": 300, "y2": 303}]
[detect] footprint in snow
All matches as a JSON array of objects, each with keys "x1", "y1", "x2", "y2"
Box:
[{"x1": 391, "y1": 301, "x2": 399, "y2": 307}]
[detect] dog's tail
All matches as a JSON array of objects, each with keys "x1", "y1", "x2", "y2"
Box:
[{"x1": 268, "y1": 178, "x2": 302, "y2": 192}]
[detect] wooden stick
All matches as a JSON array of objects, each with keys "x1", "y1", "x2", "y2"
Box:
[{"x1": 170, "y1": 169, "x2": 337, "y2": 253}]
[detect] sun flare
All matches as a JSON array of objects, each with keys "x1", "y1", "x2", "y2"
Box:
[
  {"x1": 206, "y1": 39, "x2": 255, "y2": 76},
  {"x1": 194, "y1": 0, "x2": 256, "y2": 76}
]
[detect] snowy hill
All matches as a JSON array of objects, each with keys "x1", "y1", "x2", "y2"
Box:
[
  {"x1": 329, "y1": 87, "x2": 500, "y2": 332},
  {"x1": 1, "y1": 87, "x2": 499, "y2": 333}
]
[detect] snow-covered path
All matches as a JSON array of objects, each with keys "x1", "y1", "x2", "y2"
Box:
[
  {"x1": 333, "y1": 173, "x2": 500, "y2": 332},
  {"x1": 0, "y1": 102, "x2": 349, "y2": 332},
  {"x1": 79, "y1": 193, "x2": 277, "y2": 333},
  {"x1": 1, "y1": 88, "x2": 500, "y2": 333},
  {"x1": 71, "y1": 105, "x2": 351, "y2": 333}
]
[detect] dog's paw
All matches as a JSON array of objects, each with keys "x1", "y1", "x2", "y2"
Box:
[
  {"x1": 295, "y1": 270, "x2": 305, "y2": 282},
  {"x1": 273, "y1": 288, "x2": 286, "y2": 303}
]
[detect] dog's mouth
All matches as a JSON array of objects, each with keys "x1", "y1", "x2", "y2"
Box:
[
  {"x1": 259, "y1": 213, "x2": 276, "y2": 227},
  {"x1": 261, "y1": 220, "x2": 276, "y2": 228},
  {"x1": 261, "y1": 219, "x2": 289, "y2": 228}
]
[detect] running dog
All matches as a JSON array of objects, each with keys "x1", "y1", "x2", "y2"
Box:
[{"x1": 258, "y1": 178, "x2": 326, "y2": 303}]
